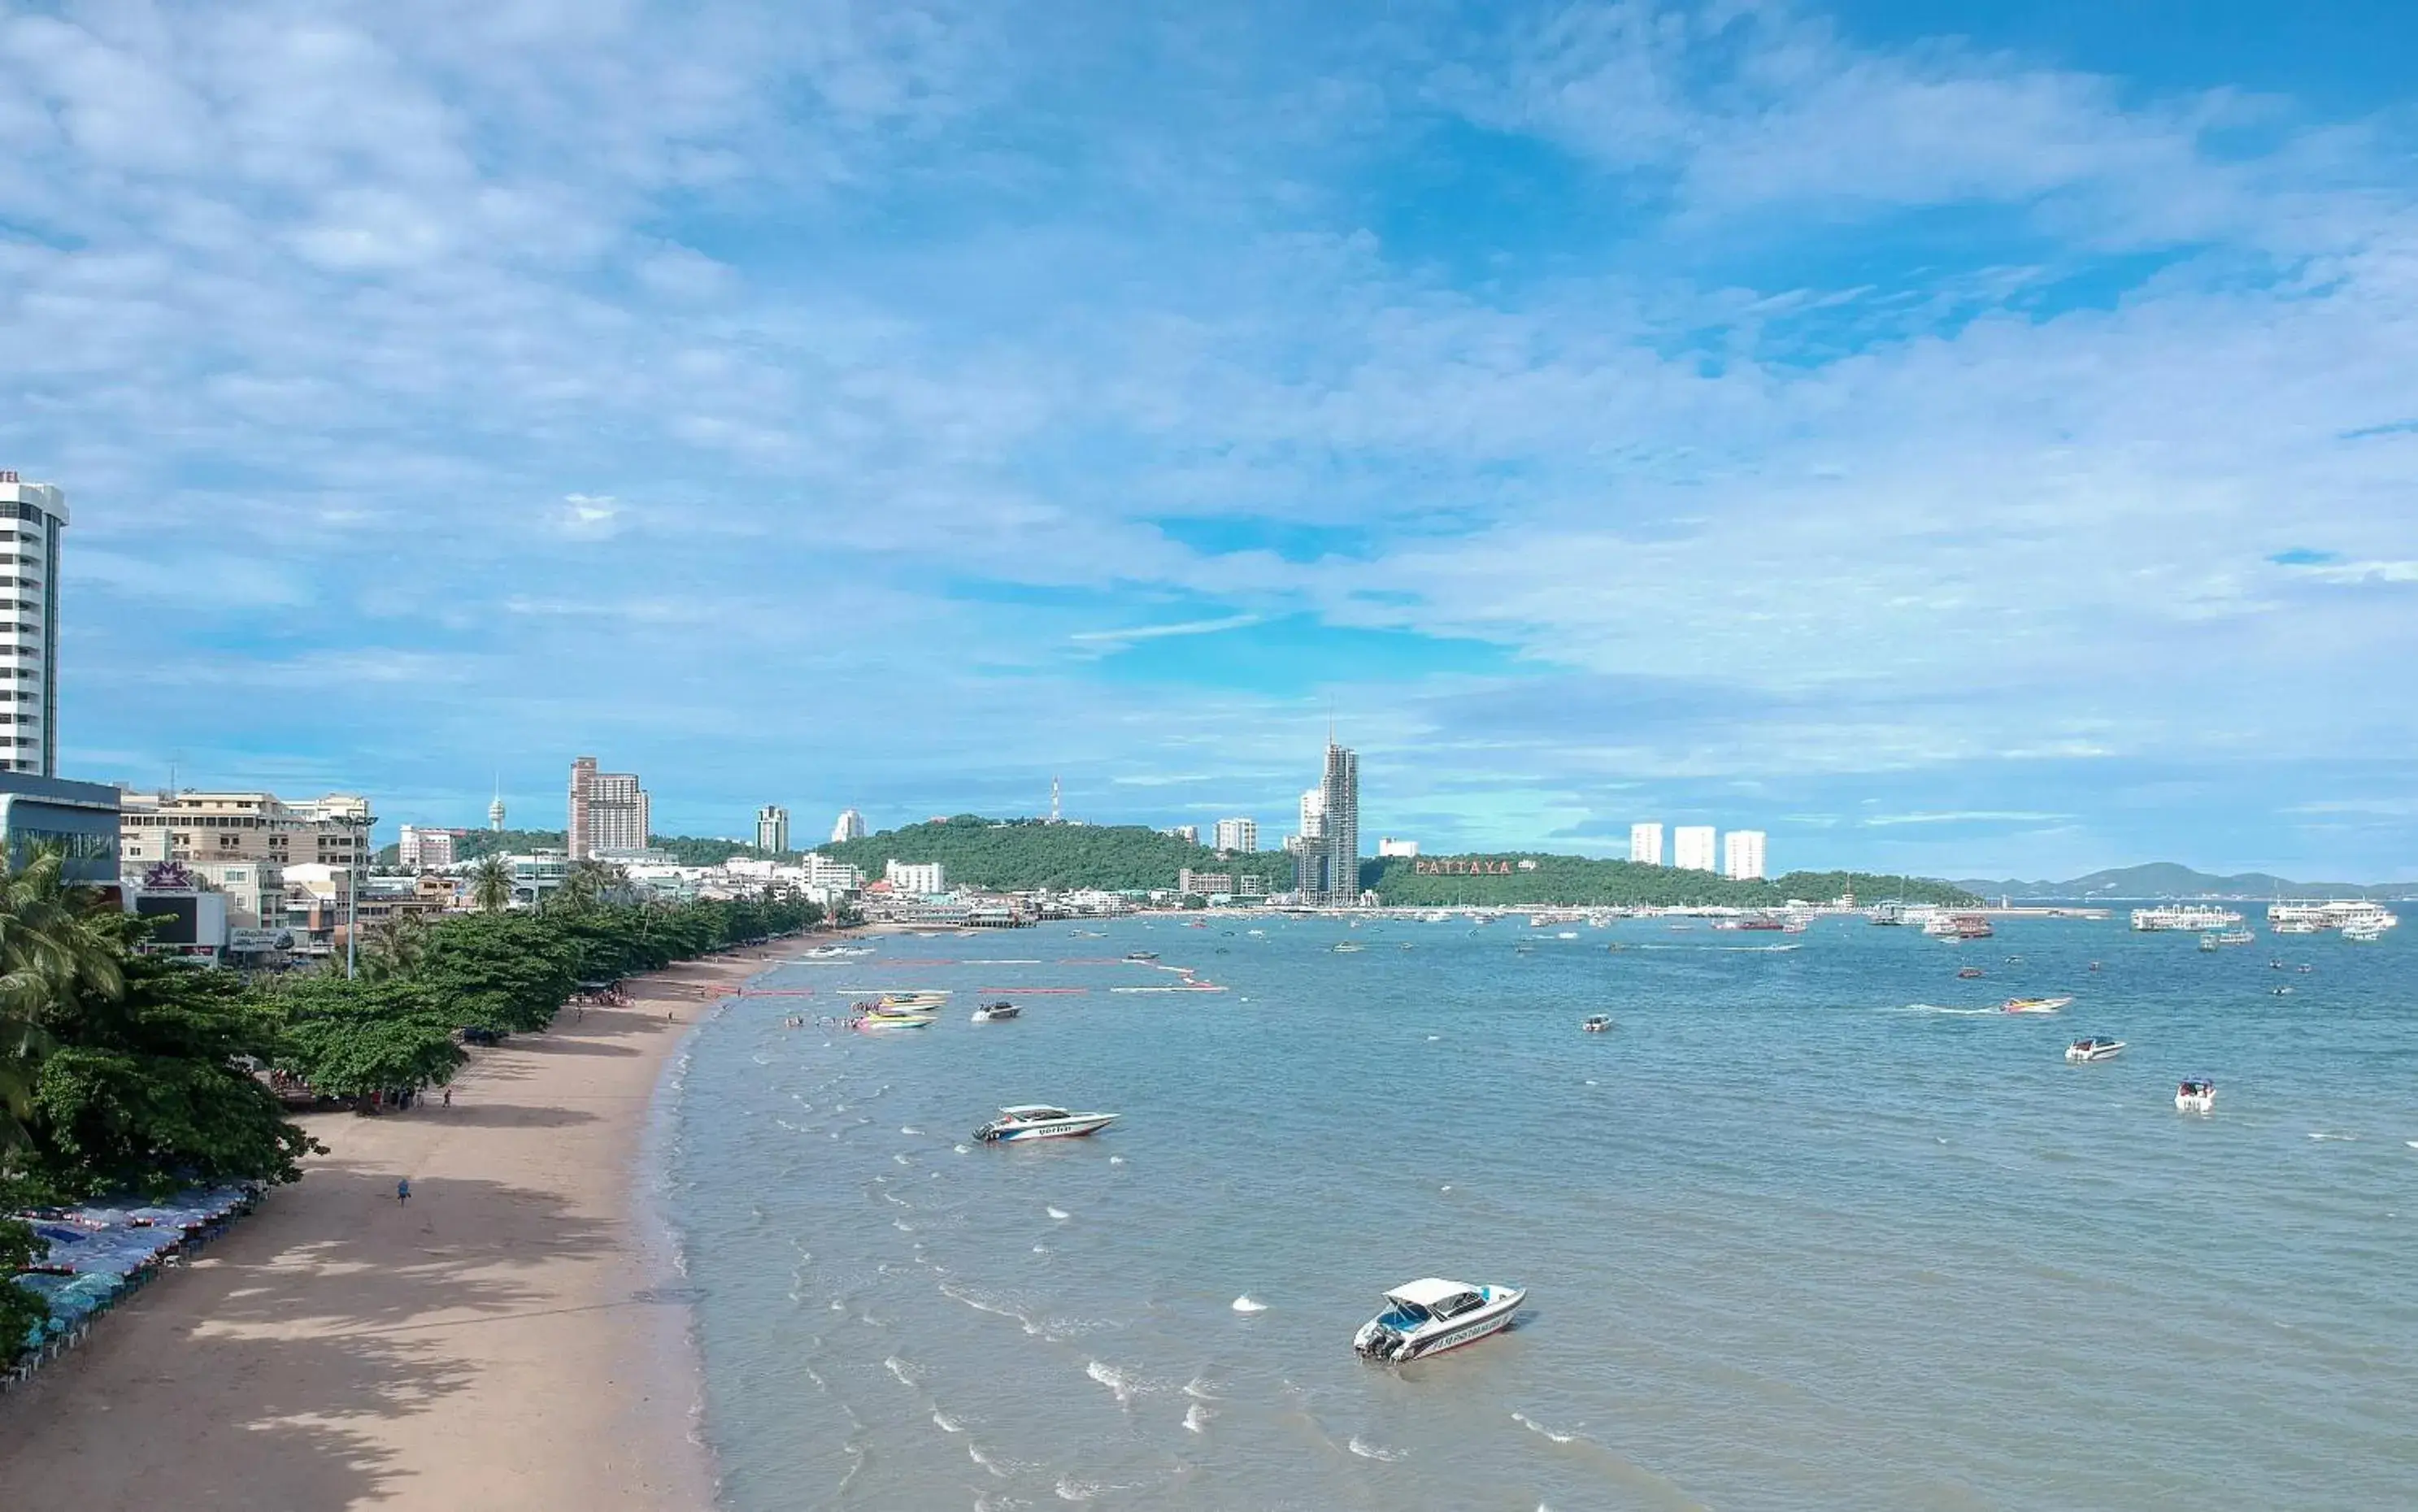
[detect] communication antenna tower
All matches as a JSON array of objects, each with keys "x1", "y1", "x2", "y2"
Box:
[{"x1": 1050, "y1": 776, "x2": 1062, "y2": 824}]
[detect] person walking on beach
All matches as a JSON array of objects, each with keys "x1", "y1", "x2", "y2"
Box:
[
  {"x1": 397, "y1": 1177, "x2": 411, "y2": 1206},
  {"x1": 442, "y1": 1087, "x2": 453, "y2": 1108}
]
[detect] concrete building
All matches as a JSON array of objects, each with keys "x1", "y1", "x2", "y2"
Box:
[
  {"x1": 0, "y1": 771, "x2": 120, "y2": 889},
  {"x1": 187, "y1": 859, "x2": 281, "y2": 929},
  {"x1": 0, "y1": 472, "x2": 67, "y2": 776},
  {"x1": 1167, "y1": 824, "x2": 1199, "y2": 845},
  {"x1": 1672, "y1": 825, "x2": 1717, "y2": 873},
  {"x1": 756, "y1": 804, "x2": 790, "y2": 854},
  {"x1": 885, "y1": 858, "x2": 946, "y2": 895},
  {"x1": 1724, "y1": 829, "x2": 1768, "y2": 881},
  {"x1": 120, "y1": 790, "x2": 373, "y2": 880},
  {"x1": 832, "y1": 808, "x2": 867, "y2": 843},
  {"x1": 1294, "y1": 738, "x2": 1359, "y2": 904},
  {"x1": 397, "y1": 824, "x2": 458, "y2": 870},
  {"x1": 1212, "y1": 817, "x2": 1258, "y2": 853},
  {"x1": 1629, "y1": 822, "x2": 1664, "y2": 867},
  {"x1": 1377, "y1": 836, "x2": 1419, "y2": 858},
  {"x1": 1179, "y1": 868, "x2": 1233, "y2": 896},
  {"x1": 801, "y1": 854, "x2": 863, "y2": 892},
  {"x1": 567, "y1": 756, "x2": 649, "y2": 858}
]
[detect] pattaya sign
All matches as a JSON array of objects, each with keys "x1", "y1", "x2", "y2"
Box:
[{"x1": 1412, "y1": 858, "x2": 1516, "y2": 875}]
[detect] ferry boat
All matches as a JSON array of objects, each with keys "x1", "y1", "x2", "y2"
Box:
[
  {"x1": 2066, "y1": 1036, "x2": 2125, "y2": 1062},
  {"x1": 2001, "y1": 995, "x2": 2073, "y2": 1015},
  {"x1": 2198, "y1": 933, "x2": 2220, "y2": 952},
  {"x1": 2268, "y1": 900, "x2": 2399, "y2": 934},
  {"x1": 2131, "y1": 906, "x2": 2243, "y2": 932},
  {"x1": 972, "y1": 1105, "x2": 1120, "y2": 1143},
  {"x1": 1868, "y1": 902, "x2": 1907, "y2": 926},
  {"x1": 1351, "y1": 1278, "x2": 1525, "y2": 1362},
  {"x1": 2343, "y1": 923, "x2": 2385, "y2": 943},
  {"x1": 2175, "y1": 1080, "x2": 2216, "y2": 1114},
  {"x1": 1923, "y1": 913, "x2": 1995, "y2": 940},
  {"x1": 2272, "y1": 919, "x2": 2322, "y2": 935},
  {"x1": 969, "y1": 1001, "x2": 1020, "y2": 1023},
  {"x1": 1581, "y1": 1014, "x2": 1613, "y2": 1033}
]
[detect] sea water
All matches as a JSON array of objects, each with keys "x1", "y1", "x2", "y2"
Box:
[{"x1": 660, "y1": 916, "x2": 2418, "y2": 1510}]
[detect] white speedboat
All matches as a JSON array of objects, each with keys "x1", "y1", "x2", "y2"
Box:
[
  {"x1": 2001, "y1": 996, "x2": 2073, "y2": 1015},
  {"x1": 1352, "y1": 1278, "x2": 1524, "y2": 1362},
  {"x1": 1581, "y1": 1015, "x2": 1613, "y2": 1033},
  {"x1": 2066, "y1": 1036, "x2": 2125, "y2": 1062},
  {"x1": 2176, "y1": 1080, "x2": 2216, "y2": 1114},
  {"x1": 972, "y1": 1105, "x2": 1120, "y2": 1143},
  {"x1": 970, "y1": 1001, "x2": 1020, "y2": 1023},
  {"x1": 851, "y1": 1011, "x2": 934, "y2": 1032},
  {"x1": 880, "y1": 991, "x2": 950, "y2": 1011},
  {"x1": 1124, "y1": 951, "x2": 1160, "y2": 962},
  {"x1": 1331, "y1": 941, "x2": 1365, "y2": 953}
]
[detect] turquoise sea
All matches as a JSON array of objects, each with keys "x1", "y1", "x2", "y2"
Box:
[{"x1": 657, "y1": 914, "x2": 2418, "y2": 1510}]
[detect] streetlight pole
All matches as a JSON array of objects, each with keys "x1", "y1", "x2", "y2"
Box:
[{"x1": 346, "y1": 814, "x2": 366, "y2": 980}]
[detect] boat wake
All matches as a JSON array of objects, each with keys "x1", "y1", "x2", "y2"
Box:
[
  {"x1": 1898, "y1": 1002, "x2": 1997, "y2": 1015},
  {"x1": 1085, "y1": 1359, "x2": 1141, "y2": 1406},
  {"x1": 1047, "y1": 1205, "x2": 1070, "y2": 1220},
  {"x1": 1231, "y1": 1294, "x2": 1268, "y2": 1313},
  {"x1": 1347, "y1": 1435, "x2": 1406, "y2": 1462},
  {"x1": 1511, "y1": 1410, "x2": 1576, "y2": 1444},
  {"x1": 2307, "y1": 1132, "x2": 2359, "y2": 1142},
  {"x1": 1184, "y1": 1401, "x2": 1216, "y2": 1433}
]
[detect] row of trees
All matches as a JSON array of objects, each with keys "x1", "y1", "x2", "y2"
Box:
[
  {"x1": 376, "y1": 829, "x2": 795, "y2": 869},
  {"x1": 3, "y1": 853, "x2": 820, "y2": 1353}
]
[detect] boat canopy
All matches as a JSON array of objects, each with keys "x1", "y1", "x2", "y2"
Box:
[
  {"x1": 1385, "y1": 1277, "x2": 1479, "y2": 1310},
  {"x1": 998, "y1": 1105, "x2": 1070, "y2": 1119}
]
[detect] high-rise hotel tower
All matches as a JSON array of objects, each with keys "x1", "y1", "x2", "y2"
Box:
[
  {"x1": 1294, "y1": 736, "x2": 1360, "y2": 903},
  {"x1": 0, "y1": 472, "x2": 67, "y2": 776}
]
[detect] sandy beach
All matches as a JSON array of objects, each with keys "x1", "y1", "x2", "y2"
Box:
[{"x1": 0, "y1": 945, "x2": 786, "y2": 1510}]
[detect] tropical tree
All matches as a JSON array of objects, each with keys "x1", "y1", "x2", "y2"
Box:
[
  {"x1": 471, "y1": 854, "x2": 513, "y2": 914},
  {"x1": 361, "y1": 913, "x2": 432, "y2": 981},
  {"x1": 0, "y1": 849, "x2": 126, "y2": 1149}
]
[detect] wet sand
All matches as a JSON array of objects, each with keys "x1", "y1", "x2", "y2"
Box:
[{"x1": 0, "y1": 945, "x2": 789, "y2": 1510}]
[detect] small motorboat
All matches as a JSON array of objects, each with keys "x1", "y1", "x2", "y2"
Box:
[
  {"x1": 2176, "y1": 1080, "x2": 2216, "y2": 1114},
  {"x1": 2001, "y1": 996, "x2": 2073, "y2": 1015},
  {"x1": 1957, "y1": 967, "x2": 1985, "y2": 980},
  {"x1": 879, "y1": 991, "x2": 950, "y2": 1011},
  {"x1": 851, "y1": 1011, "x2": 934, "y2": 1032},
  {"x1": 970, "y1": 1001, "x2": 1020, "y2": 1023},
  {"x1": 2271, "y1": 985, "x2": 2294, "y2": 995},
  {"x1": 2066, "y1": 1036, "x2": 2125, "y2": 1062},
  {"x1": 973, "y1": 1105, "x2": 1120, "y2": 1143},
  {"x1": 1124, "y1": 951, "x2": 1160, "y2": 962},
  {"x1": 1331, "y1": 941, "x2": 1365, "y2": 954},
  {"x1": 1581, "y1": 1015, "x2": 1613, "y2": 1033},
  {"x1": 2087, "y1": 961, "x2": 2103, "y2": 972},
  {"x1": 1353, "y1": 1278, "x2": 1524, "y2": 1362}
]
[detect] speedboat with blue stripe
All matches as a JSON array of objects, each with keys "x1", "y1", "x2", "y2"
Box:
[{"x1": 1352, "y1": 1277, "x2": 1524, "y2": 1362}]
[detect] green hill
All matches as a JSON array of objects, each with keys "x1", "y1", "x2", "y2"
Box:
[
  {"x1": 1954, "y1": 862, "x2": 2398, "y2": 900},
  {"x1": 819, "y1": 815, "x2": 1269, "y2": 893},
  {"x1": 1362, "y1": 854, "x2": 1977, "y2": 908}
]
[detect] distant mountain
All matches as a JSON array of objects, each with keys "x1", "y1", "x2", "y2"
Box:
[{"x1": 1954, "y1": 862, "x2": 2399, "y2": 901}]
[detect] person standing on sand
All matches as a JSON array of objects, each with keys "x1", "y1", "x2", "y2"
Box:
[
  {"x1": 443, "y1": 1087, "x2": 453, "y2": 1107},
  {"x1": 397, "y1": 1177, "x2": 411, "y2": 1206}
]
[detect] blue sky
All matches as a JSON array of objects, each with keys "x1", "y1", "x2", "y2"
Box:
[{"x1": 6, "y1": 0, "x2": 2416, "y2": 879}]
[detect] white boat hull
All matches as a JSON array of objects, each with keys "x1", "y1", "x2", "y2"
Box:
[
  {"x1": 975, "y1": 1114, "x2": 1118, "y2": 1142},
  {"x1": 1353, "y1": 1288, "x2": 1524, "y2": 1362},
  {"x1": 2066, "y1": 1041, "x2": 2124, "y2": 1062},
  {"x1": 2177, "y1": 1090, "x2": 2216, "y2": 1113}
]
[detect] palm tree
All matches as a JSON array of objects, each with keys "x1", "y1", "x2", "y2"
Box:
[
  {"x1": 551, "y1": 858, "x2": 629, "y2": 915},
  {"x1": 363, "y1": 913, "x2": 430, "y2": 980},
  {"x1": 472, "y1": 854, "x2": 513, "y2": 914},
  {"x1": 0, "y1": 848, "x2": 125, "y2": 1148}
]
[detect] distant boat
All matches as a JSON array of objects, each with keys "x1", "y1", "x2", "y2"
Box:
[
  {"x1": 2066, "y1": 1037, "x2": 2125, "y2": 1062},
  {"x1": 2176, "y1": 1080, "x2": 2216, "y2": 1114},
  {"x1": 970, "y1": 1001, "x2": 1020, "y2": 1023},
  {"x1": 2002, "y1": 996, "x2": 2072, "y2": 1015},
  {"x1": 1124, "y1": 951, "x2": 1160, "y2": 962},
  {"x1": 973, "y1": 1105, "x2": 1119, "y2": 1143},
  {"x1": 1581, "y1": 1015, "x2": 1613, "y2": 1033},
  {"x1": 1331, "y1": 941, "x2": 1365, "y2": 954},
  {"x1": 1957, "y1": 967, "x2": 1985, "y2": 980}
]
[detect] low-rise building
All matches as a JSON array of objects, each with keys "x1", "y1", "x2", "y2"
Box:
[
  {"x1": 1179, "y1": 868, "x2": 1233, "y2": 896},
  {"x1": 398, "y1": 824, "x2": 459, "y2": 870},
  {"x1": 120, "y1": 789, "x2": 373, "y2": 878},
  {"x1": 0, "y1": 771, "x2": 120, "y2": 889},
  {"x1": 885, "y1": 858, "x2": 945, "y2": 895}
]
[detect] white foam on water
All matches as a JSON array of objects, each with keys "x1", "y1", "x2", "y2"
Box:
[
  {"x1": 1108, "y1": 1155, "x2": 1125, "y2": 1165},
  {"x1": 2309, "y1": 1132, "x2": 2359, "y2": 1141},
  {"x1": 955, "y1": 1143, "x2": 972, "y2": 1154},
  {"x1": 894, "y1": 1153, "x2": 913, "y2": 1166},
  {"x1": 1085, "y1": 1359, "x2": 1137, "y2": 1405},
  {"x1": 1183, "y1": 1375, "x2": 1220, "y2": 1400},
  {"x1": 1512, "y1": 1410, "x2": 1577, "y2": 1444},
  {"x1": 1585, "y1": 1079, "x2": 1598, "y2": 1086},
  {"x1": 901, "y1": 1126, "x2": 922, "y2": 1135},
  {"x1": 1347, "y1": 1435, "x2": 1405, "y2": 1461},
  {"x1": 1231, "y1": 1294, "x2": 1268, "y2": 1313},
  {"x1": 1428, "y1": 1035, "x2": 1442, "y2": 1041},
  {"x1": 1184, "y1": 1402, "x2": 1216, "y2": 1434},
  {"x1": 1033, "y1": 1244, "x2": 1049, "y2": 1253},
  {"x1": 884, "y1": 1354, "x2": 918, "y2": 1387},
  {"x1": 932, "y1": 1409, "x2": 963, "y2": 1433},
  {"x1": 893, "y1": 1219, "x2": 914, "y2": 1232},
  {"x1": 1056, "y1": 1476, "x2": 1102, "y2": 1501},
  {"x1": 968, "y1": 1442, "x2": 1011, "y2": 1479},
  {"x1": 1047, "y1": 1206, "x2": 1070, "y2": 1220}
]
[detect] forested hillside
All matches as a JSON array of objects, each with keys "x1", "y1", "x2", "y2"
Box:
[
  {"x1": 820, "y1": 815, "x2": 1268, "y2": 892},
  {"x1": 1362, "y1": 855, "x2": 1977, "y2": 907}
]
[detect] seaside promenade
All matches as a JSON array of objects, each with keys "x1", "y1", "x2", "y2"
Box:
[{"x1": 0, "y1": 947, "x2": 782, "y2": 1510}]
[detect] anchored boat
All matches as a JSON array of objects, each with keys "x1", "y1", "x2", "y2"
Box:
[
  {"x1": 2066, "y1": 1036, "x2": 2125, "y2": 1062},
  {"x1": 2176, "y1": 1080, "x2": 2216, "y2": 1114},
  {"x1": 970, "y1": 1001, "x2": 1020, "y2": 1023},
  {"x1": 1352, "y1": 1278, "x2": 1524, "y2": 1362},
  {"x1": 972, "y1": 1105, "x2": 1120, "y2": 1143},
  {"x1": 1581, "y1": 1014, "x2": 1613, "y2": 1033}
]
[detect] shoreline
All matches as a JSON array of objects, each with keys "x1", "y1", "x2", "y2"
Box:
[{"x1": 0, "y1": 941, "x2": 793, "y2": 1510}]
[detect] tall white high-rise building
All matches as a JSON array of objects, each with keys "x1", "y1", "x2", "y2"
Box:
[
  {"x1": 1672, "y1": 825, "x2": 1717, "y2": 873},
  {"x1": 832, "y1": 808, "x2": 867, "y2": 844},
  {"x1": 1724, "y1": 829, "x2": 1768, "y2": 880},
  {"x1": 1629, "y1": 822, "x2": 1664, "y2": 866},
  {"x1": 0, "y1": 472, "x2": 67, "y2": 776},
  {"x1": 568, "y1": 756, "x2": 650, "y2": 857},
  {"x1": 756, "y1": 805, "x2": 789, "y2": 854},
  {"x1": 1213, "y1": 817, "x2": 1258, "y2": 853},
  {"x1": 1294, "y1": 740, "x2": 1359, "y2": 903}
]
